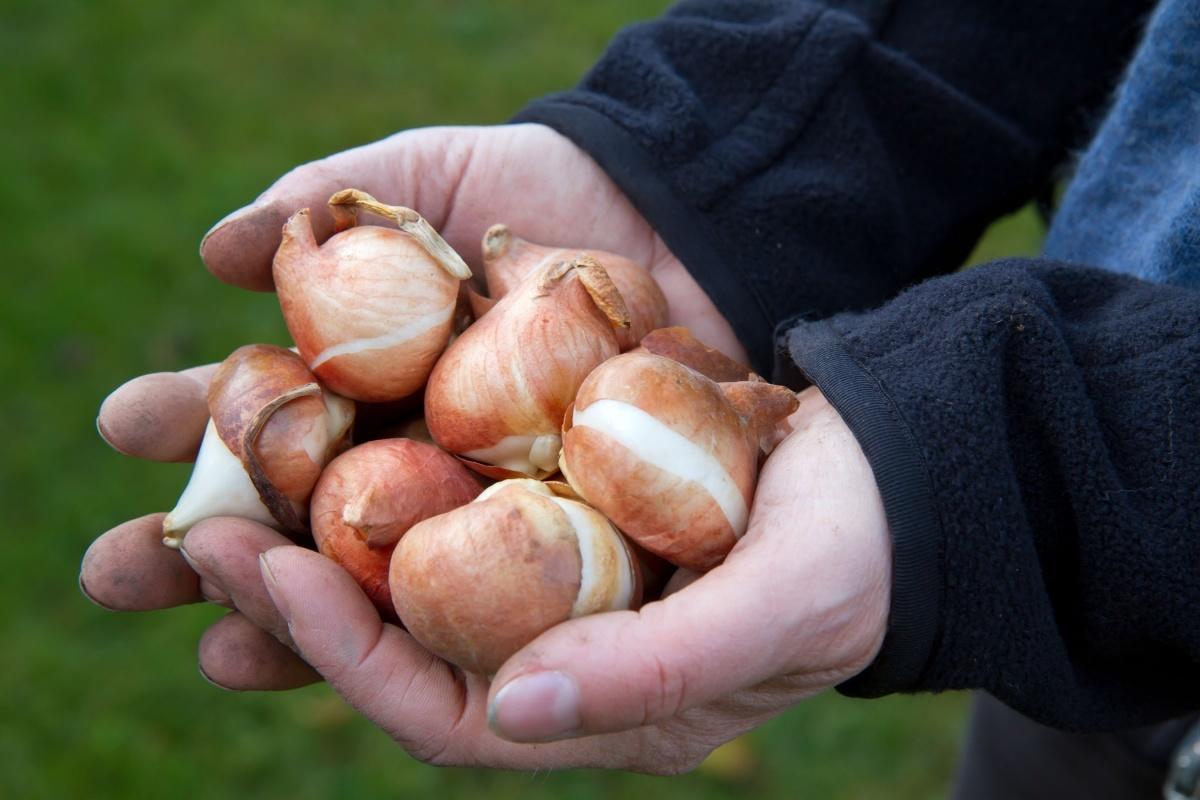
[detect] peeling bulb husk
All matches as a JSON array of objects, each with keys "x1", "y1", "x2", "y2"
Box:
[{"x1": 162, "y1": 345, "x2": 355, "y2": 547}]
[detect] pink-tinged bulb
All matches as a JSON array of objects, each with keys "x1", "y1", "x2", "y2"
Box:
[
  {"x1": 310, "y1": 438, "x2": 482, "y2": 619},
  {"x1": 560, "y1": 351, "x2": 797, "y2": 571},
  {"x1": 479, "y1": 224, "x2": 668, "y2": 350},
  {"x1": 424, "y1": 256, "x2": 629, "y2": 478},
  {"x1": 389, "y1": 479, "x2": 641, "y2": 675},
  {"x1": 273, "y1": 190, "x2": 471, "y2": 403}
]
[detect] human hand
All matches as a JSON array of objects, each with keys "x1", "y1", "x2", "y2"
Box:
[{"x1": 84, "y1": 381, "x2": 891, "y2": 773}]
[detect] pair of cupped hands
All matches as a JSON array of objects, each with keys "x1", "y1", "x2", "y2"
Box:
[{"x1": 81, "y1": 123, "x2": 892, "y2": 775}]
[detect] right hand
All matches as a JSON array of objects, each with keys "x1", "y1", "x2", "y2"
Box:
[{"x1": 82, "y1": 122, "x2": 748, "y2": 688}]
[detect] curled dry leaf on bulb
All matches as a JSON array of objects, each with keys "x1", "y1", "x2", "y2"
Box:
[
  {"x1": 424, "y1": 255, "x2": 631, "y2": 479},
  {"x1": 559, "y1": 350, "x2": 799, "y2": 572},
  {"x1": 162, "y1": 344, "x2": 355, "y2": 549},
  {"x1": 469, "y1": 224, "x2": 669, "y2": 350},
  {"x1": 309, "y1": 438, "x2": 483, "y2": 620},
  {"x1": 390, "y1": 478, "x2": 642, "y2": 675},
  {"x1": 273, "y1": 188, "x2": 472, "y2": 403}
]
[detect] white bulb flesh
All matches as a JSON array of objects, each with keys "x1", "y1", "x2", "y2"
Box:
[
  {"x1": 464, "y1": 434, "x2": 551, "y2": 476},
  {"x1": 551, "y1": 496, "x2": 635, "y2": 616},
  {"x1": 163, "y1": 420, "x2": 276, "y2": 543},
  {"x1": 571, "y1": 398, "x2": 749, "y2": 537}
]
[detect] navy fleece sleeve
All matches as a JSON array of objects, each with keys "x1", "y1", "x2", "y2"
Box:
[
  {"x1": 515, "y1": 0, "x2": 1151, "y2": 372},
  {"x1": 780, "y1": 262, "x2": 1200, "y2": 731}
]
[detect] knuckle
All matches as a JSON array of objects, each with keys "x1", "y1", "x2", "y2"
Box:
[{"x1": 641, "y1": 651, "x2": 689, "y2": 725}]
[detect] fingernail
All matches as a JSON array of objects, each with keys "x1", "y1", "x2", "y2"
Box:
[
  {"x1": 488, "y1": 671, "x2": 581, "y2": 742},
  {"x1": 78, "y1": 570, "x2": 114, "y2": 611},
  {"x1": 95, "y1": 414, "x2": 120, "y2": 453},
  {"x1": 198, "y1": 579, "x2": 233, "y2": 607},
  {"x1": 198, "y1": 662, "x2": 235, "y2": 692},
  {"x1": 259, "y1": 551, "x2": 290, "y2": 619},
  {"x1": 200, "y1": 202, "x2": 262, "y2": 251}
]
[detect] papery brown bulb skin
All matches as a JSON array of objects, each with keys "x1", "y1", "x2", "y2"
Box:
[
  {"x1": 481, "y1": 225, "x2": 668, "y2": 350},
  {"x1": 163, "y1": 344, "x2": 355, "y2": 547},
  {"x1": 210, "y1": 345, "x2": 354, "y2": 524},
  {"x1": 274, "y1": 208, "x2": 462, "y2": 402},
  {"x1": 389, "y1": 480, "x2": 640, "y2": 675},
  {"x1": 424, "y1": 259, "x2": 626, "y2": 477},
  {"x1": 310, "y1": 439, "x2": 482, "y2": 619},
  {"x1": 560, "y1": 351, "x2": 759, "y2": 572}
]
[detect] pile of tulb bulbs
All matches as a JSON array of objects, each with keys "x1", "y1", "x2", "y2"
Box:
[{"x1": 154, "y1": 189, "x2": 798, "y2": 676}]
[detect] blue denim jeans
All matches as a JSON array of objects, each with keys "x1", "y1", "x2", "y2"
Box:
[{"x1": 1043, "y1": 0, "x2": 1200, "y2": 288}]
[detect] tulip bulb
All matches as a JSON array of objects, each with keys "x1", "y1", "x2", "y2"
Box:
[
  {"x1": 309, "y1": 439, "x2": 482, "y2": 618},
  {"x1": 560, "y1": 351, "x2": 798, "y2": 571},
  {"x1": 163, "y1": 345, "x2": 354, "y2": 548},
  {"x1": 475, "y1": 224, "x2": 668, "y2": 350},
  {"x1": 273, "y1": 189, "x2": 471, "y2": 403},
  {"x1": 424, "y1": 256, "x2": 630, "y2": 478},
  {"x1": 390, "y1": 479, "x2": 641, "y2": 675}
]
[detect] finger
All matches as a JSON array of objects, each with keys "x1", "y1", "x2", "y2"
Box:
[
  {"x1": 97, "y1": 364, "x2": 216, "y2": 462},
  {"x1": 199, "y1": 128, "x2": 477, "y2": 291},
  {"x1": 80, "y1": 513, "x2": 202, "y2": 610},
  {"x1": 198, "y1": 611, "x2": 321, "y2": 691},
  {"x1": 257, "y1": 545, "x2": 478, "y2": 762},
  {"x1": 179, "y1": 518, "x2": 298, "y2": 645}
]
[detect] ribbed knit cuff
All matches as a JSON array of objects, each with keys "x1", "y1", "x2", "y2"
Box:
[{"x1": 780, "y1": 318, "x2": 943, "y2": 695}]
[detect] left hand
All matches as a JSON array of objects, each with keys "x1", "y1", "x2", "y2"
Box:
[{"x1": 83, "y1": 386, "x2": 891, "y2": 773}]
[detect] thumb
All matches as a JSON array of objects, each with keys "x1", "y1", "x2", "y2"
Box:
[
  {"x1": 199, "y1": 126, "x2": 479, "y2": 291},
  {"x1": 485, "y1": 556, "x2": 795, "y2": 743}
]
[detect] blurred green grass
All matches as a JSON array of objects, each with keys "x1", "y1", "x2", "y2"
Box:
[{"x1": 2, "y1": 1, "x2": 1045, "y2": 797}]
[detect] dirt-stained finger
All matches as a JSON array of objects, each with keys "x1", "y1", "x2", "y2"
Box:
[
  {"x1": 180, "y1": 518, "x2": 301, "y2": 646},
  {"x1": 198, "y1": 611, "x2": 321, "y2": 691},
  {"x1": 97, "y1": 370, "x2": 212, "y2": 462},
  {"x1": 80, "y1": 513, "x2": 202, "y2": 610}
]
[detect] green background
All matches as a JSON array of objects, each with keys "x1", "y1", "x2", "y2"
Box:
[{"x1": 2, "y1": 1, "x2": 1044, "y2": 797}]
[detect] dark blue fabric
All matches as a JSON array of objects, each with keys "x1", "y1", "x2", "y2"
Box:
[{"x1": 1044, "y1": 0, "x2": 1200, "y2": 287}]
